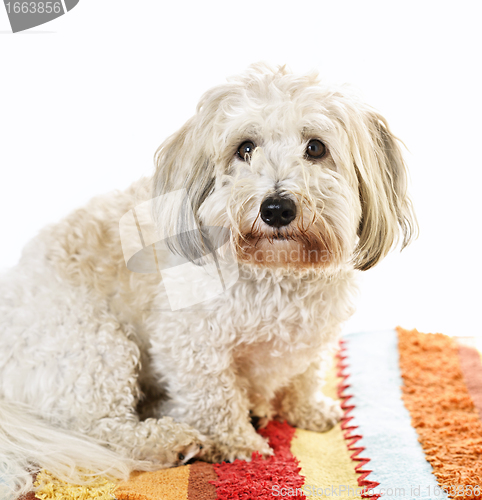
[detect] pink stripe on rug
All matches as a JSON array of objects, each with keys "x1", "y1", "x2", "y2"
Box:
[{"x1": 458, "y1": 342, "x2": 482, "y2": 418}]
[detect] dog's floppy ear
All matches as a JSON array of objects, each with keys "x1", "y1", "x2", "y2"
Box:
[
  {"x1": 349, "y1": 109, "x2": 418, "y2": 270},
  {"x1": 153, "y1": 96, "x2": 221, "y2": 262}
]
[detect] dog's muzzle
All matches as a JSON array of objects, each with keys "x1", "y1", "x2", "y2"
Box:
[{"x1": 260, "y1": 196, "x2": 296, "y2": 228}]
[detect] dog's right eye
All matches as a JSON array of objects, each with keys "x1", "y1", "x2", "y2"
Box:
[
  {"x1": 237, "y1": 141, "x2": 256, "y2": 161},
  {"x1": 306, "y1": 139, "x2": 326, "y2": 159}
]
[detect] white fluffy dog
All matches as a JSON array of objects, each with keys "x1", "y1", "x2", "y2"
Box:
[{"x1": 0, "y1": 63, "x2": 416, "y2": 498}]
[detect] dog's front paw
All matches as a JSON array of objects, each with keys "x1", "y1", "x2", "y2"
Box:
[
  {"x1": 279, "y1": 395, "x2": 343, "y2": 432},
  {"x1": 171, "y1": 436, "x2": 209, "y2": 466},
  {"x1": 147, "y1": 418, "x2": 209, "y2": 467},
  {"x1": 203, "y1": 428, "x2": 273, "y2": 463},
  {"x1": 170, "y1": 425, "x2": 211, "y2": 466}
]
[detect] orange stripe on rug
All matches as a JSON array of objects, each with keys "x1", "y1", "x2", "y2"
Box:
[
  {"x1": 114, "y1": 465, "x2": 190, "y2": 500},
  {"x1": 397, "y1": 327, "x2": 482, "y2": 500}
]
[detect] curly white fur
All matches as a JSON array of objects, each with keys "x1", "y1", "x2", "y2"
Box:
[{"x1": 0, "y1": 63, "x2": 416, "y2": 498}]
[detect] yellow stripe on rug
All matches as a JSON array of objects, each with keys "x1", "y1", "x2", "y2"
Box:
[
  {"x1": 34, "y1": 469, "x2": 117, "y2": 500},
  {"x1": 290, "y1": 358, "x2": 362, "y2": 499}
]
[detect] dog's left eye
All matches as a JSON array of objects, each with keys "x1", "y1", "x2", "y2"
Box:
[
  {"x1": 306, "y1": 139, "x2": 326, "y2": 159},
  {"x1": 237, "y1": 141, "x2": 256, "y2": 161}
]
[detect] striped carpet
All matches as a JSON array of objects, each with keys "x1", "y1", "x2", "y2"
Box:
[{"x1": 22, "y1": 328, "x2": 482, "y2": 500}]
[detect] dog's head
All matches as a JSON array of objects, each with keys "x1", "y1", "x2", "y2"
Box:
[{"x1": 153, "y1": 63, "x2": 417, "y2": 273}]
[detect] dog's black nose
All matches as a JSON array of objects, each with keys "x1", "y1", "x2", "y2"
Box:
[{"x1": 260, "y1": 196, "x2": 297, "y2": 227}]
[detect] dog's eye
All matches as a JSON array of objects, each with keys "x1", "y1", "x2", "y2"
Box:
[
  {"x1": 237, "y1": 141, "x2": 256, "y2": 161},
  {"x1": 306, "y1": 139, "x2": 326, "y2": 159}
]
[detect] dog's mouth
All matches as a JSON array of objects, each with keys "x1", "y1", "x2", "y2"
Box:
[
  {"x1": 232, "y1": 209, "x2": 345, "y2": 269},
  {"x1": 235, "y1": 229, "x2": 335, "y2": 269},
  {"x1": 260, "y1": 234, "x2": 287, "y2": 242},
  {"x1": 245, "y1": 230, "x2": 293, "y2": 243},
  {"x1": 270, "y1": 234, "x2": 288, "y2": 240}
]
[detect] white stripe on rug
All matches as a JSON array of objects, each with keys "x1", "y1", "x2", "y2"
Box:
[{"x1": 343, "y1": 329, "x2": 448, "y2": 500}]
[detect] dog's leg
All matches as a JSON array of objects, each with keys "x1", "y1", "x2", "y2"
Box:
[
  {"x1": 0, "y1": 272, "x2": 206, "y2": 468},
  {"x1": 87, "y1": 415, "x2": 205, "y2": 466},
  {"x1": 153, "y1": 351, "x2": 273, "y2": 463},
  {"x1": 45, "y1": 310, "x2": 208, "y2": 467},
  {"x1": 276, "y1": 362, "x2": 342, "y2": 432}
]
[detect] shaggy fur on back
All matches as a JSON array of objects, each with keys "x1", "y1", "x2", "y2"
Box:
[{"x1": 0, "y1": 63, "x2": 416, "y2": 499}]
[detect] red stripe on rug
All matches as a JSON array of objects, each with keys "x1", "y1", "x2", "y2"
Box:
[
  {"x1": 458, "y1": 342, "x2": 482, "y2": 419},
  {"x1": 210, "y1": 420, "x2": 305, "y2": 499},
  {"x1": 337, "y1": 340, "x2": 381, "y2": 500}
]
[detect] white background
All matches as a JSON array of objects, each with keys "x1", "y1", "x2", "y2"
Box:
[{"x1": 1, "y1": 1, "x2": 481, "y2": 338}]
